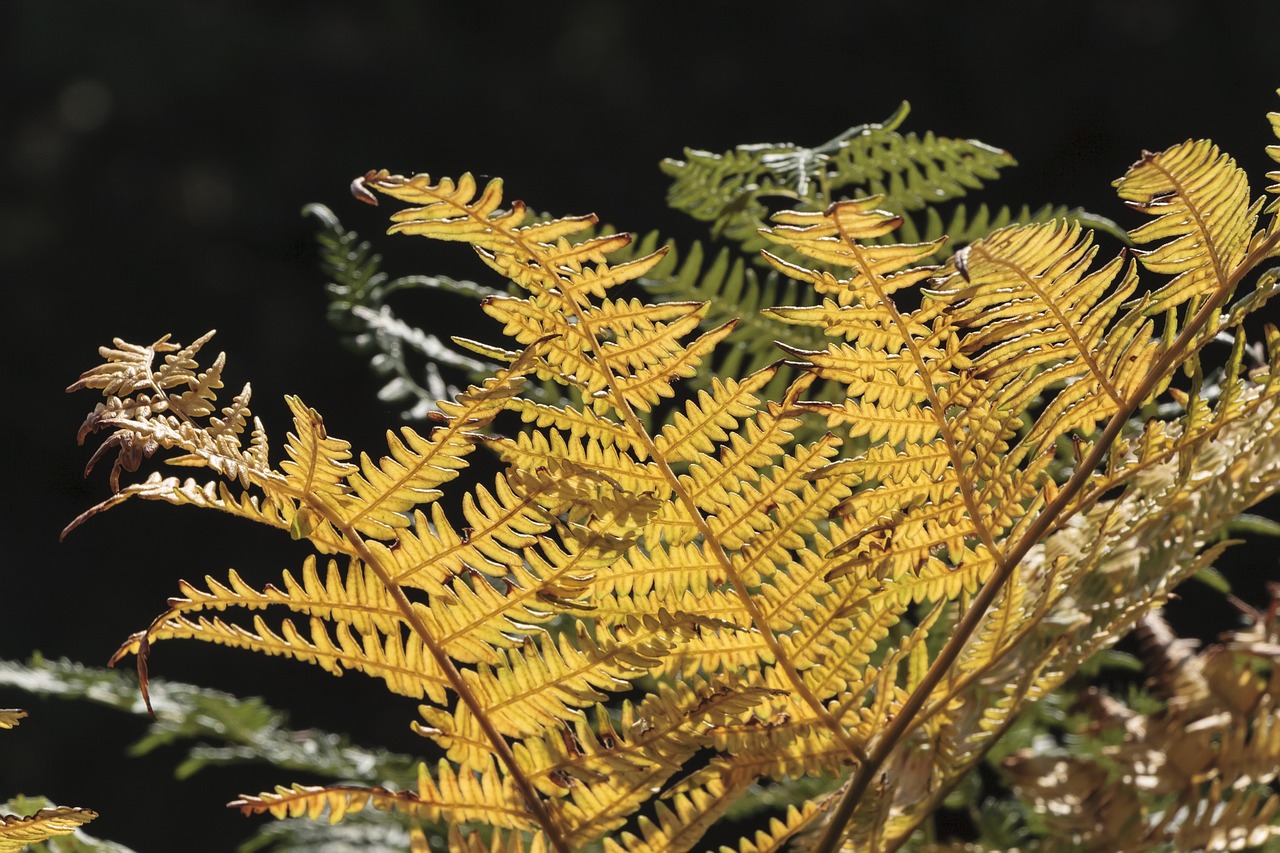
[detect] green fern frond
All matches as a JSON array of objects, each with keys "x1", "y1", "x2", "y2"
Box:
[
  {"x1": 306, "y1": 203, "x2": 499, "y2": 418},
  {"x1": 0, "y1": 805, "x2": 101, "y2": 853},
  {"x1": 661, "y1": 103, "x2": 1013, "y2": 257}
]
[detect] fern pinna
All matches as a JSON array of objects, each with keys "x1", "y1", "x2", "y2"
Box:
[{"x1": 67, "y1": 98, "x2": 1280, "y2": 852}]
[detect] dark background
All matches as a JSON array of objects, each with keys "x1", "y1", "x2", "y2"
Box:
[{"x1": 4, "y1": 2, "x2": 1280, "y2": 849}]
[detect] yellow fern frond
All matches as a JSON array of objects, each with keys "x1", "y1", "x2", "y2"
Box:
[
  {"x1": 504, "y1": 396, "x2": 647, "y2": 459},
  {"x1": 279, "y1": 395, "x2": 356, "y2": 504},
  {"x1": 0, "y1": 710, "x2": 25, "y2": 730},
  {"x1": 652, "y1": 366, "x2": 779, "y2": 463},
  {"x1": 602, "y1": 777, "x2": 749, "y2": 853},
  {"x1": 0, "y1": 807, "x2": 98, "y2": 852},
  {"x1": 113, "y1": 612, "x2": 451, "y2": 704},
  {"x1": 230, "y1": 766, "x2": 535, "y2": 831},
  {"x1": 366, "y1": 171, "x2": 530, "y2": 253},
  {"x1": 166, "y1": 558, "x2": 404, "y2": 637},
  {"x1": 448, "y1": 826, "x2": 549, "y2": 853},
  {"x1": 1116, "y1": 140, "x2": 1258, "y2": 315},
  {"x1": 719, "y1": 801, "x2": 827, "y2": 853},
  {"x1": 66, "y1": 99, "x2": 1280, "y2": 853}
]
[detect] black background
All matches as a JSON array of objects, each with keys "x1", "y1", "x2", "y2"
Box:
[{"x1": 4, "y1": 2, "x2": 1280, "y2": 850}]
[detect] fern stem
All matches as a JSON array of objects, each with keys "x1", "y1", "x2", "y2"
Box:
[
  {"x1": 309, "y1": 504, "x2": 571, "y2": 853},
  {"x1": 465, "y1": 204, "x2": 873, "y2": 767},
  {"x1": 568, "y1": 316, "x2": 873, "y2": 766},
  {"x1": 811, "y1": 220, "x2": 1280, "y2": 853},
  {"x1": 624, "y1": 397, "x2": 871, "y2": 765}
]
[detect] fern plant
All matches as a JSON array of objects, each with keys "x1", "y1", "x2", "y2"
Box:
[{"x1": 63, "y1": 96, "x2": 1280, "y2": 852}]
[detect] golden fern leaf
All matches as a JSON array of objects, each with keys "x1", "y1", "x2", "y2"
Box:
[
  {"x1": 68, "y1": 97, "x2": 1280, "y2": 853},
  {"x1": 488, "y1": 432, "x2": 668, "y2": 499},
  {"x1": 67, "y1": 330, "x2": 270, "y2": 494},
  {"x1": 230, "y1": 764, "x2": 538, "y2": 831},
  {"x1": 364, "y1": 170, "x2": 726, "y2": 421},
  {"x1": 447, "y1": 827, "x2": 549, "y2": 853},
  {"x1": 66, "y1": 330, "x2": 214, "y2": 399},
  {"x1": 719, "y1": 802, "x2": 828, "y2": 853},
  {"x1": 533, "y1": 678, "x2": 789, "y2": 846},
  {"x1": 112, "y1": 611, "x2": 452, "y2": 704},
  {"x1": 601, "y1": 776, "x2": 749, "y2": 853},
  {"x1": 586, "y1": 589, "x2": 762, "y2": 678},
  {"x1": 469, "y1": 619, "x2": 667, "y2": 730},
  {"x1": 651, "y1": 366, "x2": 779, "y2": 463},
  {"x1": 0, "y1": 807, "x2": 99, "y2": 852},
  {"x1": 1116, "y1": 140, "x2": 1259, "y2": 318},
  {"x1": 504, "y1": 396, "x2": 647, "y2": 459},
  {"x1": 161, "y1": 558, "x2": 404, "y2": 637},
  {"x1": 230, "y1": 783, "x2": 420, "y2": 823},
  {"x1": 343, "y1": 353, "x2": 543, "y2": 540},
  {"x1": 0, "y1": 711, "x2": 25, "y2": 730},
  {"x1": 426, "y1": 614, "x2": 713, "y2": 769},
  {"x1": 363, "y1": 171, "x2": 529, "y2": 251}
]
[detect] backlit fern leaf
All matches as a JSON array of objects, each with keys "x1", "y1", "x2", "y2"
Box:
[
  {"x1": 0, "y1": 807, "x2": 99, "y2": 852},
  {"x1": 67, "y1": 96, "x2": 1280, "y2": 853}
]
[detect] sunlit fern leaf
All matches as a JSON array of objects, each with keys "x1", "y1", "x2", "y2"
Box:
[
  {"x1": 1115, "y1": 140, "x2": 1261, "y2": 330},
  {"x1": 0, "y1": 806, "x2": 99, "y2": 852},
  {"x1": 162, "y1": 561, "x2": 404, "y2": 638},
  {"x1": 65, "y1": 330, "x2": 269, "y2": 492},
  {"x1": 754, "y1": 121, "x2": 1280, "y2": 847},
  {"x1": 534, "y1": 678, "x2": 792, "y2": 845},
  {"x1": 717, "y1": 801, "x2": 829, "y2": 853},
  {"x1": 600, "y1": 776, "x2": 749, "y2": 853},
  {"x1": 230, "y1": 761, "x2": 535, "y2": 831},
  {"x1": 893, "y1": 200, "x2": 1130, "y2": 264},
  {"x1": 447, "y1": 827, "x2": 548, "y2": 853},
  {"x1": 0, "y1": 710, "x2": 24, "y2": 730},
  {"x1": 311, "y1": 111, "x2": 1117, "y2": 420},
  {"x1": 121, "y1": 608, "x2": 449, "y2": 699}
]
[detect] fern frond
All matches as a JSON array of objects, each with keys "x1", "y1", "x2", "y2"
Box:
[
  {"x1": 1117, "y1": 140, "x2": 1259, "y2": 319},
  {"x1": 0, "y1": 710, "x2": 25, "y2": 730},
  {"x1": 447, "y1": 827, "x2": 548, "y2": 853},
  {"x1": 231, "y1": 762, "x2": 535, "y2": 831},
  {"x1": 720, "y1": 801, "x2": 827, "y2": 853},
  {"x1": 0, "y1": 807, "x2": 99, "y2": 852},
  {"x1": 112, "y1": 612, "x2": 451, "y2": 705},
  {"x1": 602, "y1": 776, "x2": 748, "y2": 853},
  {"x1": 163, "y1": 559, "x2": 404, "y2": 637},
  {"x1": 1171, "y1": 781, "x2": 1280, "y2": 852},
  {"x1": 69, "y1": 98, "x2": 1280, "y2": 853},
  {"x1": 443, "y1": 617, "x2": 675, "y2": 751}
]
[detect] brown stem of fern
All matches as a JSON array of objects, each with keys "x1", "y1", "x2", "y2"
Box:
[
  {"x1": 811, "y1": 227, "x2": 1280, "y2": 853},
  {"x1": 365, "y1": 174, "x2": 872, "y2": 766},
  {"x1": 311, "y1": 502, "x2": 572, "y2": 853},
  {"x1": 466, "y1": 203, "x2": 873, "y2": 766}
]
